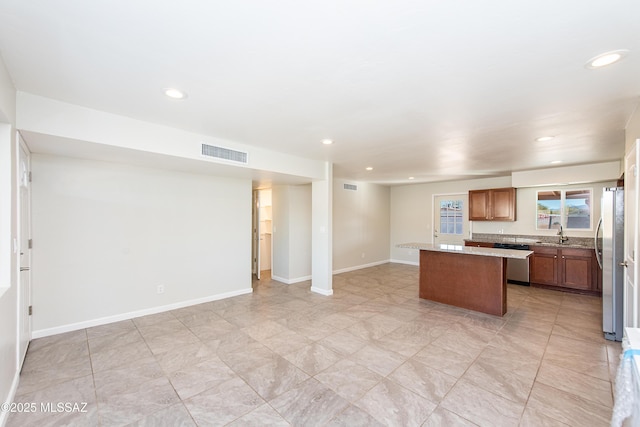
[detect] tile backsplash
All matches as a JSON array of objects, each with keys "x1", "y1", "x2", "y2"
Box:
[{"x1": 470, "y1": 233, "x2": 595, "y2": 247}]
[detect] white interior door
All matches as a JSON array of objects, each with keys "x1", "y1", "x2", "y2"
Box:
[
  {"x1": 624, "y1": 140, "x2": 638, "y2": 328},
  {"x1": 18, "y1": 139, "x2": 32, "y2": 368},
  {"x1": 434, "y1": 194, "x2": 469, "y2": 246}
]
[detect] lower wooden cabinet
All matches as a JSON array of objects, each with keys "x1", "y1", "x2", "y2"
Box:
[
  {"x1": 529, "y1": 247, "x2": 558, "y2": 286},
  {"x1": 560, "y1": 248, "x2": 594, "y2": 291},
  {"x1": 529, "y1": 246, "x2": 599, "y2": 294}
]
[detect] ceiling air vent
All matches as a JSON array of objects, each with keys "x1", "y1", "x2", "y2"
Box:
[
  {"x1": 201, "y1": 143, "x2": 248, "y2": 164},
  {"x1": 343, "y1": 183, "x2": 358, "y2": 191}
]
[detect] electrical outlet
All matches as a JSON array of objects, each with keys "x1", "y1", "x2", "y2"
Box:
[
  {"x1": 157, "y1": 285, "x2": 164, "y2": 294},
  {"x1": 361, "y1": 252, "x2": 365, "y2": 258}
]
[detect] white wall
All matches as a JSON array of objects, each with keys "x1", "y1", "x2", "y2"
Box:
[
  {"x1": 626, "y1": 102, "x2": 640, "y2": 154},
  {"x1": 16, "y1": 92, "x2": 339, "y2": 297},
  {"x1": 390, "y1": 176, "x2": 511, "y2": 264},
  {"x1": 30, "y1": 154, "x2": 252, "y2": 335},
  {"x1": 17, "y1": 92, "x2": 327, "y2": 182},
  {"x1": 272, "y1": 178, "x2": 390, "y2": 281},
  {"x1": 0, "y1": 53, "x2": 18, "y2": 426},
  {"x1": 473, "y1": 182, "x2": 617, "y2": 236},
  {"x1": 312, "y1": 164, "x2": 334, "y2": 295},
  {"x1": 0, "y1": 55, "x2": 16, "y2": 292},
  {"x1": 333, "y1": 179, "x2": 390, "y2": 273},
  {"x1": 271, "y1": 184, "x2": 312, "y2": 283},
  {"x1": 271, "y1": 185, "x2": 290, "y2": 281},
  {"x1": 288, "y1": 185, "x2": 312, "y2": 280},
  {"x1": 390, "y1": 175, "x2": 618, "y2": 264}
]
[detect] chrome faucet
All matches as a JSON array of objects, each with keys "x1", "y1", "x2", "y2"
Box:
[{"x1": 557, "y1": 225, "x2": 569, "y2": 244}]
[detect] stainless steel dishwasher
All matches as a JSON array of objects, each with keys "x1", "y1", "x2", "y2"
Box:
[{"x1": 493, "y1": 243, "x2": 530, "y2": 285}]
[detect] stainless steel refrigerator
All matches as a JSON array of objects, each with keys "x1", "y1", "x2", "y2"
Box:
[{"x1": 595, "y1": 187, "x2": 624, "y2": 341}]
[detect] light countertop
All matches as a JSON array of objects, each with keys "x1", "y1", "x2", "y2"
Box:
[
  {"x1": 466, "y1": 233, "x2": 595, "y2": 249},
  {"x1": 397, "y1": 243, "x2": 533, "y2": 260}
]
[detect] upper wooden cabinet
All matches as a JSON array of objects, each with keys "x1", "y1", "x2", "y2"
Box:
[{"x1": 468, "y1": 187, "x2": 516, "y2": 221}]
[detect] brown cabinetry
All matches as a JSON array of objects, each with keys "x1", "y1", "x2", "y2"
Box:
[
  {"x1": 529, "y1": 247, "x2": 558, "y2": 286},
  {"x1": 469, "y1": 188, "x2": 516, "y2": 221},
  {"x1": 464, "y1": 241, "x2": 494, "y2": 248},
  {"x1": 529, "y1": 246, "x2": 599, "y2": 294},
  {"x1": 560, "y1": 249, "x2": 594, "y2": 291}
]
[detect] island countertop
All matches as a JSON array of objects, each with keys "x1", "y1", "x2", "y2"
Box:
[{"x1": 397, "y1": 242, "x2": 532, "y2": 260}]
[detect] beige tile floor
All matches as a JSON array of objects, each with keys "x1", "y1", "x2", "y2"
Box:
[{"x1": 8, "y1": 263, "x2": 621, "y2": 426}]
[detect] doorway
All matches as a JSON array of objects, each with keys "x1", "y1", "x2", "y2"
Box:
[
  {"x1": 252, "y1": 189, "x2": 272, "y2": 281},
  {"x1": 17, "y1": 136, "x2": 32, "y2": 369},
  {"x1": 433, "y1": 194, "x2": 469, "y2": 246}
]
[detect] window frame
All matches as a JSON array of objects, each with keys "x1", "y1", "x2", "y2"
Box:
[
  {"x1": 439, "y1": 199, "x2": 464, "y2": 236},
  {"x1": 535, "y1": 187, "x2": 594, "y2": 231}
]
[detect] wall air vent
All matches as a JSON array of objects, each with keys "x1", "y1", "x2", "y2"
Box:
[
  {"x1": 201, "y1": 143, "x2": 248, "y2": 164},
  {"x1": 343, "y1": 183, "x2": 358, "y2": 191}
]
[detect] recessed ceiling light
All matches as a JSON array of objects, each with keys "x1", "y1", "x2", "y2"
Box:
[
  {"x1": 321, "y1": 139, "x2": 334, "y2": 145},
  {"x1": 408, "y1": 176, "x2": 415, "y2": 180},
  {"x1": 585, "y1": 50, "x2": 629, "y2": 69},
  {"x1": 366, "y1": 167, "x2": 373, "y2": 171},
  {"x1": 535, "y1": 136, "x2": 555, "y2": 142},
  {"x1": 164, "y1": 88, "x2": 187, "y2": 99},
  {"x1": 550, "y1": 160, "x2": 563, "y2": 164}
]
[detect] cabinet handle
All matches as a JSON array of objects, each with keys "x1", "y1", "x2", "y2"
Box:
[
  {"x1": 562, "y1": 256, "x2": 565, "y2": 259},
  {"x1": 554, "y1": 256, "x2": 557, "y2": 259}
]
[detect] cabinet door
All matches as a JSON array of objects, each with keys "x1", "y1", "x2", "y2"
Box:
[
  {"x1": 559, "y1": 249, "x2": 593, "y2": 290},
  {"x1": 492, "y1": 188, "x2": 516, "y2": 221},
  {"x1": 530, "y1": 248, "x2": 558, "y2": 285},
  {"x1": 469, "y1": 190, "x2": 490, "y2": 220}
]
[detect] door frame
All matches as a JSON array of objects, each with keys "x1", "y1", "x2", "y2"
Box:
[
  {"x1": 252, "y1": 190, "x2": 261, "y2": 280},
  {"x1": 432, "y1": 192, "x2": 469, "y2": 245},
  {"x1": 624, "y1": 139, "x2": 639, "y2": 329},
  {"x1": 17, "y1": 134, "x2": 32, "y2": 369}
]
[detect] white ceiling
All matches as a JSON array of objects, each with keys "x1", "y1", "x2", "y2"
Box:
[{"x1": 0, "y1": 1, "x2": 638, "y2": 185}]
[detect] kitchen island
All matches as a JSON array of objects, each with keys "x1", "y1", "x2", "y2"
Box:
[{"x1": 398, "y1": 243, "x2": 533, "y2": 316}]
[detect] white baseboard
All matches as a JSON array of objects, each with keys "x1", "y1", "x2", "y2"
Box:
[
  {"x1": 310, "y1": 286, "x2": 333, "y2": 296},
  {"x1": 1, "y1": 368, "x2": 20, "y2": 427},
  {"x1": 333, "y1": 259, "x2": 390, "y2": 275},
  {"x1": 272, "y1": 259, "x2": 409, "y2": 286},
  {"x1": 271, "y1": 275, "x2": 312, "y2": 285},
  {"x1": 389, "y1": 258, "x2": 419, "y2": 266},
  {"x1": 31, "y1": 287, "x2": 253, "y2": 339}
]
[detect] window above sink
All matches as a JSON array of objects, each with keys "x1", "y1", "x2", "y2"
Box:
[{"x1": 536, "y1": 188, "x2": 593, "y2": 231}]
